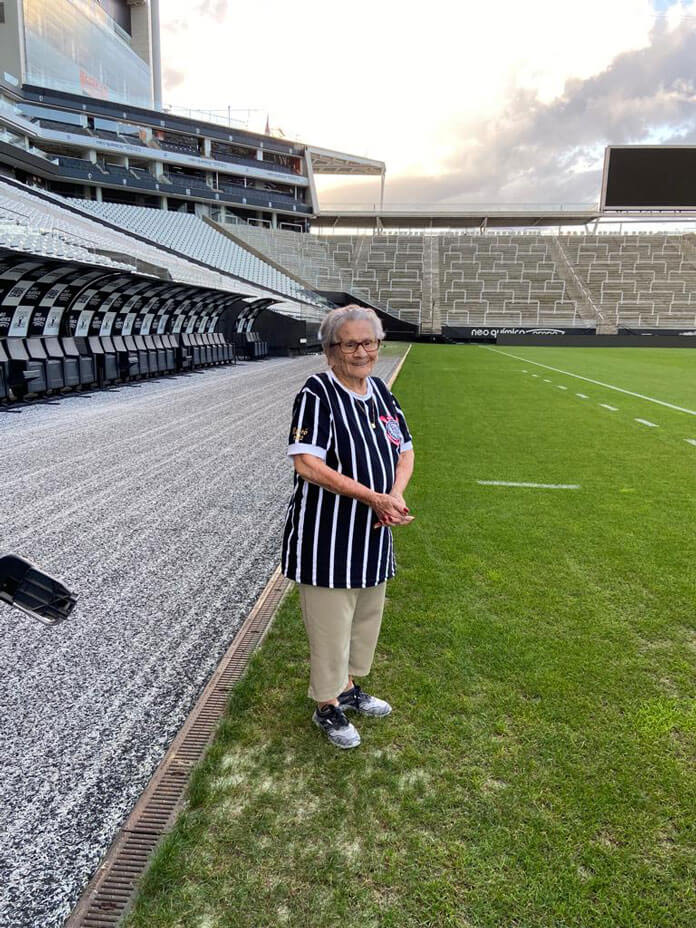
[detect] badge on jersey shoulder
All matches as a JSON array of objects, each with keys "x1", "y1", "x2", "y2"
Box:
[{"x1": 379, "y1": 415, "x2": 403, "y2": 447}]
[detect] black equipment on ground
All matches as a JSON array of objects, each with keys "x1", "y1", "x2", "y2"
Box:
[{"x1": 0, "y1": 554, "x2": 77, "y2": 626}]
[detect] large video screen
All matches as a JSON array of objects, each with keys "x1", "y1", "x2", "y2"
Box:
[
  {"x1": 22, "y1": 0, "x2": 151, "y2": 108},
  {"x1": 603, "y1": 147, "x2": 696, "y2": 209}
]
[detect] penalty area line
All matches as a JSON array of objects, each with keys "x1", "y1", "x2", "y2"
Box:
[
  {"x1": 482, "y1": 346, "x2": 696, "y2": 417},
  {"x1": 477, "y1": 480, "x2": 581, "y2": 489}
]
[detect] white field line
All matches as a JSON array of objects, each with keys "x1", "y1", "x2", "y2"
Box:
[
  {"x1": 576, "y1": 393, "x2": 589, "y2": 399},
  {"x1": 600, "y1": 403, "x2": 619, "y2": 411},
  {"x1": 635, "y1": 418, "x2": 659, "y2": 428},
  {"x1": 483, "y1": 346, "x2": 696, "y2": 417},
  {"x1": 543, "y1": 378, "x2": 552, "y2": 382},
  {"x1": 685, "y1": 439, "x2": 696, "y2": 446},
  {"x1": 557, "y1": 385, "x2": 568, "y2": 390},
  {"x1": 532, "y1": 373, "x2": 539, "y2": 377},
  {"x1": 477, "y1": 480, "x2": 581, "y2": 489}
]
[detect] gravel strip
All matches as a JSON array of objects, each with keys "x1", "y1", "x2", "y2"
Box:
[{"x1": 0, "y1": 352, "x2": 402, "y2": 928}]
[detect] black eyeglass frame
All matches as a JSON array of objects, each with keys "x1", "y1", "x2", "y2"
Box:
[{"x1": 329, "y1": 338, "x2": 382, "y2": 355}]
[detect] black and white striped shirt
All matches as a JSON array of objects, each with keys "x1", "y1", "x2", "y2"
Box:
[{"x1": 282, "y1": 370, "x2": 413, "y2": 589}]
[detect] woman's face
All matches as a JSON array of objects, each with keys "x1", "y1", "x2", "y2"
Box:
[{"x1": 328, "y1": 319, "x2": 380, "y2": 383}]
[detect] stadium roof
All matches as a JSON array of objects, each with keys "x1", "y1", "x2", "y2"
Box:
[
  {"x1": 307, "y1": 146, "x2": 385, "y2": 176},
  {"x1": 313, "y1": 206, "x2": 601, "y2": 230}
]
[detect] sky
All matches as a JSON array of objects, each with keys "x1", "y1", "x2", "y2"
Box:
[{"x1": 160, "y1": 0, "x2": 696, "y2": 209}]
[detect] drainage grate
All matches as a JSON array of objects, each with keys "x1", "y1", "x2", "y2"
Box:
[{"x1": 65, "y1": 567, "x2": 291, "y2": 928}]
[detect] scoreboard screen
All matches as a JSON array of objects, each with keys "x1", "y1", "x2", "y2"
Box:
[{"x1": 602, "y1": 146, "x2": 696, "y2": 209}]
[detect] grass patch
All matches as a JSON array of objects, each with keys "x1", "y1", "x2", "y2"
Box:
[{"x1": 125, "y1": 345, "x2": 696, "y2": 928}]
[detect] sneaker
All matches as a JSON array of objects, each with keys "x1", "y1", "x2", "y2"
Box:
[
  {"x1": 312, "y1": 703, "x2": 361, "y2": 749},
  {"x1": 338, "y1": 684, "x2": 392, "y2": 717}
]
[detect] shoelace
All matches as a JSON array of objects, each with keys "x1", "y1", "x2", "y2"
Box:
[
  {"x1": 320, "y1": 704, "x2": 349, "y2": 727},
  {"x1": 342, "y1": 685, "x2": 363, "y2": 709}
]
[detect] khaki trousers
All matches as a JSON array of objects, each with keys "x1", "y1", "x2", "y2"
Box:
[{"x1": 298, "y1": 582, "x2": 387, "y2": 702}]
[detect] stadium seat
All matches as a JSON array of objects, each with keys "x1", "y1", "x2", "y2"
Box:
[
  {"x1": 25, "y1": 338, "x2": 65, "y2": 391},
  {"x1": 152, "y1": 333, "x2": 176, "y2": 372},
  {"x1": 42, "y1": 337, "x2": 80, "y2": 388},
  {"x1": 61, "y1": 338, "x2": 96, "y2": 386},
  {"x1": 123, "y1": 334, "x2": 150, "y2": 376},
  {"x1": 110, "y1": 334, "x2": 140, "y2": 378},
  {"x1": 181, "y1": 333, "x2": 201, "y2": 368},
  {"x1": 142, "y1": 334, "x2": 166, "y2": 373},
  {"x1": 165, "y1": 333, "x2": 191, "y2": 371},
  {"x1": 86, "y1": 336, "x2": 119, "y2": 386},
  {"x1": 0, "y1": 340, "x2": 9, "y2": 400},
  {"x1": 202, "y1": 333, "x2": 222, "y2": 364},
  {"x1": 194, "y1": 334, "x2": 213, "y2": 366},
  {"x1": 101, "y1": 336, "x2": 132, "y2": 381},
  {"x1": 213, "y1": 332, "x2": 235, "y2": 363},
  {"x1": 4, "y1": 338, "x2": 47, "y2": 397},
  {"x1": 133, "y1": 334, "x2": 158, "y2": 374},
  {"x1": 235, "y1": 332, "x2": 268, "y2": 360}
]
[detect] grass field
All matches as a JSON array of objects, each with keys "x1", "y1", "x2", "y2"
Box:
[{"x1": 125, "y1": 344, "x2": 696, "y2": 928}]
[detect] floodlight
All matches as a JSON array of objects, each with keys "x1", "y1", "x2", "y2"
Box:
[{"x1": 0, "y1": 554, "x2": 77, "y2": 626}]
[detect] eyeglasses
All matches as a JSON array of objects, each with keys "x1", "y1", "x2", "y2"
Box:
[{"x1": 330, "y1": 339, "x2": 381, "y2": 355}]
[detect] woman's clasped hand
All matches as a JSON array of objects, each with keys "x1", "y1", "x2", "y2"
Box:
[{"x1": 371, "y1": 490, "x2": 414, "y2": 528}]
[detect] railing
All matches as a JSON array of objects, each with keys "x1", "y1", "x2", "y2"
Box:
[{"x1": 317, "y1": 202, "x2": 599, "y2": 213}]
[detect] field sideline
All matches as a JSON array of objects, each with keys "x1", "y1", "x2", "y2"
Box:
[{"x1": 126, "y1": 344, "x2": 696, "y2": 928}]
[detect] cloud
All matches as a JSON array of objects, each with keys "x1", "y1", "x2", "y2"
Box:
[
  {"x1": 163, "y1": 67, "x2": 186, "y2": 91},
  {"x1": 194, "y1": 0, "x2": 228, "y2": 22},
  {"x1": 318, "y1": 13, "x2": 696, "y2": 208}
]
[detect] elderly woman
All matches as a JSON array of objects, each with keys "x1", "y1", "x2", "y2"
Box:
[{"x1": 282, "y1": 305, "x2": 414, "y2": 749}]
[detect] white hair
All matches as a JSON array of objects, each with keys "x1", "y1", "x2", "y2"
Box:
[{"x1": 318, "y1": 305, "x2": 385, "y2": 354}]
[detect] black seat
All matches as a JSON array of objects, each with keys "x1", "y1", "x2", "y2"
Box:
[
  {"x1": 134, "y1": 334, "x2": 159, "y2": 374},
  {"x1": 0, "y1": 340, "x2": 10, "y2": 399},
  {"x1": 111, "y1": 334, "x2": 140, "y2": 378},
  {"x1": 142, "y1": 334, "x2": 165, "y2": 373},
  {"x1": 214, "y1": 333, "x2": 235, "y2": 363},
  {"x1": 4, "y1": 337, "x2": 48, "y2": 396},
  {"x1": 25, "y1": 337, "x2": 65, "y2": 390},
  {"x1": 191, "y1": 333, "x2": 210, "y2": 365},
  {"x1": 102, "y1": 335, "x2": 132, "y2": 381},
  {"x1": 162, "y1": 333, "x2": 185, "y2": 371},
  {"x1": 182, "y1": 333, "x2": 202, "y2": 367},
  {"x1": 43, "y1": 337, "x2": 80, "y2": 388},
  {"x1": 152, "y1": 333, "x2": 175, "y2": 371},
  {"x1": 205, "y1": 334, "x2": 219, "y2": 364},
  {"x1": 169, "y1": 333, "x2": 192, "y2": 370},
  {"x1": 87, "y1": 336, "x2": 119, "y2": 385},
  {"x1": 61, "y1": 337, "x2": 96, "y2": 386},
  {"x1": 124, "y1": 334, "x2": 149, "y2": 375}
]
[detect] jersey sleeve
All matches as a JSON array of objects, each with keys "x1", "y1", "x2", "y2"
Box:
[
  {"x1": 390, "y1": 390, "x2": 413, "y2": 452},
  {"x1": 287, "y1": 387, "x2": 332, "y2": 460}
]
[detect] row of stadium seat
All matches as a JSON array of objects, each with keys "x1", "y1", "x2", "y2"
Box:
[
  {"x1": 0, "y1": 333, "x2": 237, "y2": 401},
  {"x1": 234, "y1": 331, "x2": 269, "y2": 360}
]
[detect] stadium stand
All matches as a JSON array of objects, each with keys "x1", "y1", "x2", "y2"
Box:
[
  {"x1": 228, "y1": 226, "x2": 696, "y2": 333},
  {"x1": 229, "y1": 226, "x2": 424, "y2": 325},
  {"x1": 438, "y1": 234, "x2": 577, "y2": 327},
  {"x1": 71, "y1": 200, "x2": 328, "y2": 314},
  {"x1": 0, "y1": 179, "x2": 342, "y2": 400},
  {"x1": 557, "y1": 234, "x2": 696, "y2": 329}
]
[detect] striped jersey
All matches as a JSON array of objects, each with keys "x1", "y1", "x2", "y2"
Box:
[{"x1": 282, "y1": 370, "x2": 413, "y2": 589}]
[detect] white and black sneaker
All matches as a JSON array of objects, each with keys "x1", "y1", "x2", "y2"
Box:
[
  {"x1": 312, "y1": 703, "x2": 361, "y2": 749},
  {"x1": 338, "y1": 684, "x2": 392, "y2": 718}
]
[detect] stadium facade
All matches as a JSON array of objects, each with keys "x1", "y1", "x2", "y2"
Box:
[{"x1": 0, "y1": 0, "x2": 384, "y2": 230}]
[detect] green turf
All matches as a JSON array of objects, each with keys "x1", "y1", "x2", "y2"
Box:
[{"x1": 125, "y1": 344, "x2": 696, "y2": 928}]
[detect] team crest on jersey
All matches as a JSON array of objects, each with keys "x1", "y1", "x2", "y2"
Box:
[{"x1": 379, "y1": 415, "x2": 403, "y2": 447}]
